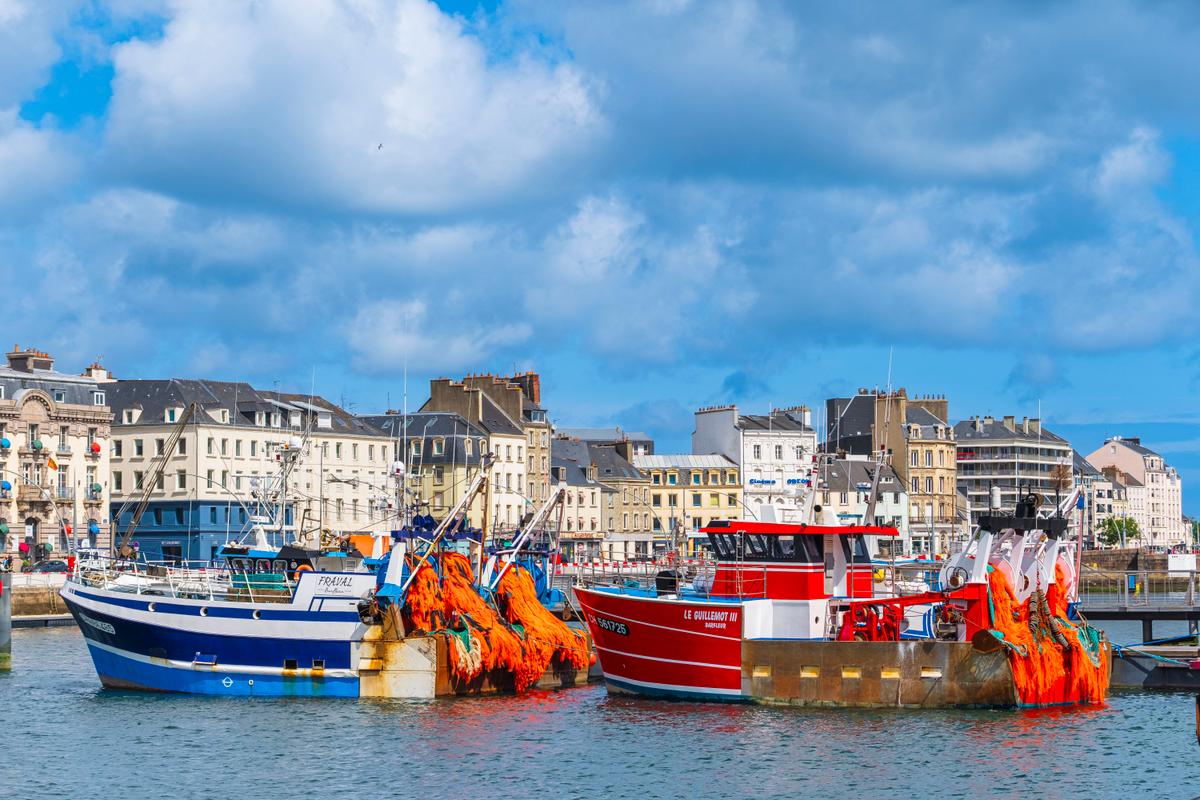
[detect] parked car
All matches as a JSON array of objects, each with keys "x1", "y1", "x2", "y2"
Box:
[{"x1": 27, "y1": 559, "x2": 70, "y2": 573}]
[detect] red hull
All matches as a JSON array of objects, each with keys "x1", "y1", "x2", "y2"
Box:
[{"x1": 573, "y1": 587, "x2": 745, "y2": 700}]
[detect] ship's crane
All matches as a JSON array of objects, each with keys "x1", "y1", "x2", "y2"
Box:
[{"x1": 114, "y1": 402, "x2": 197, "y2": 558}]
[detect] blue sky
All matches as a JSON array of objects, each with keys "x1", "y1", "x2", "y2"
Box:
[{"x1": 3, "y1": 1, "x2": 1200, "y2": 512}]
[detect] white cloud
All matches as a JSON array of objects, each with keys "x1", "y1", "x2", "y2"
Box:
[
  {"x1": 1094, "y1": 126, "x2": 1170, "y2": 200},
  {"x1": 103, "y1": 0, "x2": 604, "y2": 214},
  {"x1": 345, "y1": 298, "x2": 532, "y2": 373}
]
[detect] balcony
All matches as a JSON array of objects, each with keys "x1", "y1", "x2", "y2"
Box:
[
  {"x1": 84, "y1": 489, "x2": 104, "y2": 504},
  {"x1": 17, "y1": 484, "x2": 49, "y2": 502},
  {"x1": 56, "y1": 444, "x2": 72, "y2": 456},
  {"x1": 53, "y1": 486, "x2": 74, "y2": 502}
]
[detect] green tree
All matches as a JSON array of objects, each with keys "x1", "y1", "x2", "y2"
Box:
[{"x1": 1098, "y1": 517, "x2": 1141, "y2": 547}]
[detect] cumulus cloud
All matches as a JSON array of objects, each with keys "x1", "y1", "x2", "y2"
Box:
[
  {"x1": 102, "y1": 0, "x2": 604, "y2": 214},
  {"x1": 345, "y1": 298, "x2": 532, "y2": 373}
]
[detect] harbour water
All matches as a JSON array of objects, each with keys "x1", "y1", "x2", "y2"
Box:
[{"x1": 1, "y1": 624, "x2": 1198, "y2": 799}]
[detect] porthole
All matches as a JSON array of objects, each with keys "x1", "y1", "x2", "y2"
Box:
[
  {"x1": 252, "y1": 610, "x2": 262, "y2": 620},
  {"x1": 148, "y1": 602, "x2": 156, "y2": 612},
  {"x1": 199, "y1": 607, "x2": 209, "y2": 617}
]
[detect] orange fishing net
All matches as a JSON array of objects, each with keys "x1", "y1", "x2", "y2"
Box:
[
  {"x1": 402, "y1": 551, "x2": 589, "y2": 692},
  {"x1": 987, "y1": 564, "x2": 1109, "y2": 706}
]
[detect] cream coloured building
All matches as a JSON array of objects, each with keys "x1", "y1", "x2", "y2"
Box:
[
  {"x1": 1086, "y1": 437, "x2": 1186, "y2": 546},
  {"x1": 0, "y1": 347, "x2": 114, "y2": 561},
  {"x1": 106, "y1": 380, "x2": 392, "y2": 562}
]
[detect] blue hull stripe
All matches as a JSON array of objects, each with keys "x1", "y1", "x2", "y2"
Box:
[
  {"x1": 86, "y1": 643, "x2": 359, "y2": 697},
  {"x1": 64, "y1": 597, "x2": 356, "y2": 670},
  {"x1": 71, "y1": 588, "x2": 360, "y2": 622}
]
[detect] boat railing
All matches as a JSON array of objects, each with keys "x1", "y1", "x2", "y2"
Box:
[
  {"x1": 70, "y1": 555, "x2": 296, "y2": 603},
  {"x1": 1076, "y1": 565, "x2": 1199, "y2": 609},
  {"x1": 870, "y1": 561, "x2": 945, "y2": 597}
]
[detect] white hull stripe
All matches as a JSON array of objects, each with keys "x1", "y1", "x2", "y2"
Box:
[
  {"x1": 595, "y1": 644, "x2": 740, "y2": 672},
  {"x1": 85, "y1": 639, "x2": 357, "y2": 679},
  {"x1": 604, "y1": 671, "x2": 743, "y2": 697},
  {"x1": 67, "y1": 589, "x2": 361, "y2": 642}
]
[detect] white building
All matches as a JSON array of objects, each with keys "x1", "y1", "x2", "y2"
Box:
[
  {"x1": 1086, "y1": 436, "x2": 1186, "y2": 546},
  {"x1": 693, "y1": 405, "x2": 817, "y2": 515},
  {"x1": 107, "y1": 380, "x2": 392, "y2": 562}
]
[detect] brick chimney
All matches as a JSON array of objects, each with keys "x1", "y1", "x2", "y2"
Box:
[{"x1": 7, "y1": 345, "x2": 54, "y2": 373}]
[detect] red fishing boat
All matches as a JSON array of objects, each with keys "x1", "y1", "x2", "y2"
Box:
[{"x1": 575, "y1": 495, "x2": 1110, "y2": 708}]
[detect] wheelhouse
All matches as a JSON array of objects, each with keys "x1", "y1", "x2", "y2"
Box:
[{"x1": 700, "y1": 520, "x2": 897, "y2": 601}]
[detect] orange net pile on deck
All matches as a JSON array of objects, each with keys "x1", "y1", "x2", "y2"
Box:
[
  {"x1": 987, "y1": 565, "x2": 1109, "y2": 706},
  {"x1": 403, "y1": 552, "x2": 588, "y2": 692}
]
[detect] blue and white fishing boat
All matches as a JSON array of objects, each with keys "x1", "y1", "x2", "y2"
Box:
[{"x1": 61, "y1": 445, "x2": 587, "y2": 697}]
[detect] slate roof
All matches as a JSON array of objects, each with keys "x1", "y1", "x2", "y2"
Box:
[
  {"x1": 588, "y1": 443, "x2": 646, "y2": 481},
  {"x1": 817, "y1": 459, "x2": 903, "y2": 496},
  {"x1": 1073, "y1": 449, "x2": 1101, "y2": 477},
  {"x1": 551, "y1": 437, "x2": 614, "y2": 490},
  {"x1": 106, "y1": 379, "x2": 384, "y2": 436},
  {"x1": 1107, "y1": 437, "x2": 1161, "y2": 458},
  {"x1": 738, "y1": 412, "x2": 813, "y2": 433},
  {"x1": 558, "y1": 427, "x2": 654, "y2": 444},
  {"x1": 953, "y1": 418, "x2": 1069, "y2": 445},
  {"x1": 478, "y1": 394, "x2": 523, "y2": 436},
  {"x1": 0, "y1": 365, "x2": 110, "y2": 406},
  {"x1": 358, "y1": 412, "x2": 487, "y2": 465}
]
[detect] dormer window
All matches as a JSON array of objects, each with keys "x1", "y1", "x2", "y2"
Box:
[
  {"x1": 255, "y1": 412, "x2": 265, "y2": 426},
  {"x1": 123, "y1": 410, "x2": 133, "y2": 424},
  {"x1": 53, "y1": 390, "x2": 66, "y2": 403},
  {"x1": 464, "y1": 438, "x2": 474, "y2": 457},
  {"x1": 432, "y1": 438, "x2": 445, "y2": 456},
  {"x1": 93, "y1": 391, "x2": 105, "y2": 406},
  {"x1": 220, "y1": 409, "x2": 229, "y2": 424}
]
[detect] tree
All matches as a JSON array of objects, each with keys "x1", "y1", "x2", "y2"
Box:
[{"x1": 1098, "y1": 517, "x2": 1141, "y2": 548}]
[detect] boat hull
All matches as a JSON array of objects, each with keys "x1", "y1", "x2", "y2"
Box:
[
  {"x1": 575, "y1": 586, "x2": 1101, "y2": 709},
  {"x1": 61, "y1": 576, "x2": 368, "y2": 698}
]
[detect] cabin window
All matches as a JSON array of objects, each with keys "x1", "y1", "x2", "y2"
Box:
[
  {"x1": 284, "y1": 659, "x2": 298, "y2": 671},
  {"x1": 797, "y1": 535, "x2": 823, "y2": 562},
  {"x1": 256, "y1": 559, "x2": 271, "y2": 572},
  {"x1": 744, "y1": 534, "x2": 770, "y2": 558},
  {"x1": 774, "y1": 535, "x2": 796, "y2": 559},
  {"x1": 273, "y1": 560, "x2": 287, "y2": 572}
]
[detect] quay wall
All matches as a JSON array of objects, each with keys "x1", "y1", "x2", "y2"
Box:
[
  {"x1": 10, "y1": 585, "x2": 66, "y2": 618},
  {"x1": 1080, "y1": 549, "x2": 1196, "y2": 574},
  {"x1": 1, "y1": 572, "x2": 11, "y2": 670}
]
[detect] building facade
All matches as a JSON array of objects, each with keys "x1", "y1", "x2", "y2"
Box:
[
  {"x1": 550, "y1": 437, "x2": 613, "y2": 561},
  {"x1": 632, "y1": 454, "x2": 741, "y2": 555},
  {"x1": 107, "y1": 380, "x2": 391, "y2": 562},
  {"x1": 1086, "y1": 437, "x2": 1186, "y2": 546},
  {"x1": 358, "y1": 411, "x2": 488, "y2": 527},
  {"x1": 954, "y1": 416, "x2": 1075, "y2": 525},
  {"x1": 0, "y1": 347, "x2": 113, "y2": 561},
  {"x1": 826, "y1": 389, "x2": 960, "y2": 551},
  {"x1": 692, "y1": 405, "x2": 817, "y2": 515},
  {"x1": 814, "y1": 456, "x2": 910, "y2": 555},
  {"x1": 423, "y1": 377, "x2": 529, "y2": 532}
]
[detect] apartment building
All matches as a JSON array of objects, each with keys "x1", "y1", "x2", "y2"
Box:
[
  {"x1": 358, "y1": 411, "x2": 489, "y2": 526},
  {"x1": 632, "y1": 454, "x2": 741, "y2": 555},
  {"x1": 826, "y1": 389, "x2": 960, "y2": 550},
  {"x1": 953, "y1": 415, "x2": 1075, "y2": 524},
  {"x1": 0, "y1": 347, "x2": 113, "y2": 560},
  {"x1": 107, "y1": 380, "x2": 391, "y2": 562},
  {"x1": 1086, "y1": 437, "x2": 1186, "y2": 546},
  {"x1": 693, "y1": 404, "x2": 817, "y2": 515},
  {"x1": 550, "y1": 437, "x2": 613, "y2": 561},
  {"x1": 422, "y1": 377, "x2": 529, "y2": 531}
]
